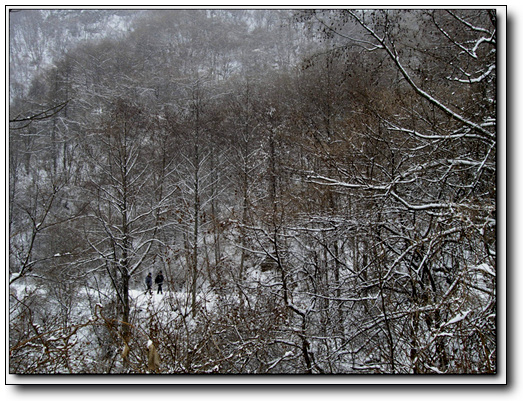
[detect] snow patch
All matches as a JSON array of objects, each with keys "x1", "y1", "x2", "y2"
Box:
[
  {"x1": 473, "y1": 263, "x2": 495, "y2": 277},
  {"x1": 445, "y1": 310, "x2": 471, "y2": 326}
]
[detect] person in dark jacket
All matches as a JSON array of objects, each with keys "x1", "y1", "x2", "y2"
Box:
[
  {"x1": 145, "y1": 273, "x2": 153, "y2": 294},
  {"x1": 155, "y1": 271, "x2": 164, "y2": 294}
]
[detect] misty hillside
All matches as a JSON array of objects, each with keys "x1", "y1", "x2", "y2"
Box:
[{"x1": 8, "y1": 8, "x2": 497, "y2": 376}]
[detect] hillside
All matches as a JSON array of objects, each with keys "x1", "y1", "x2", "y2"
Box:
[{"x1": 8, "y1": 8, "x2": 498, "y2": 377}]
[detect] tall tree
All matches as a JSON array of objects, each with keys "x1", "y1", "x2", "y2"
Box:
[{"x1": 81, "y1": 99, "x2": 169, "y2": 344}]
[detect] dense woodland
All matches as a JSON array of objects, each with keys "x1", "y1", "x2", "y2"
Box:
[{"x1": 9, "y1": 9, "x2": 497, "y2": 374}]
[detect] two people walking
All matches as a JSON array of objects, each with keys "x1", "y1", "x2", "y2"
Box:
[{"x1": 146, "y1": 271, "x2": 164, "y2": 295}]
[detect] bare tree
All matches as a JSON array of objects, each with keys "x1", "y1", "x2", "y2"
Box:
[{"x1": 81, "y1": 99, "x2": 174, "y2": 346}]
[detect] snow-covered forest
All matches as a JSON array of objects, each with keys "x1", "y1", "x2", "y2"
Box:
[{"x1": 9, "y1": 8, "x2": 497, "y2": 375}]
